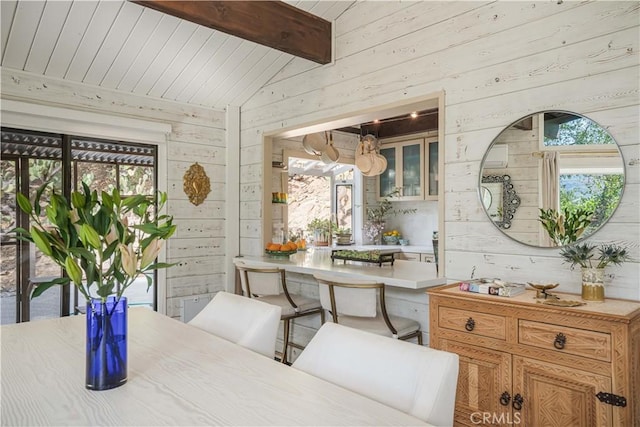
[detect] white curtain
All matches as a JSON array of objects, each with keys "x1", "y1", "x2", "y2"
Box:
[{"x1": 540, "y1": 151, "x2": 559, "y2": 246}]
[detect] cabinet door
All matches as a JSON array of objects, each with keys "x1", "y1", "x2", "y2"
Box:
[
  {"x1": 378, "y1": 146, "x2": 396, "y2": 198},
  {"x1": 400, "y1": 141, "x2": 423, "y2": 198},
  {"x1": 426, "y1": 140, "x2": 438, "y2": 199},
  {"x1": 513, "y1": 356, "x2": 612, "y2": 427},
  {"x1": 438, "y1": 339, "x2": 513, "y2": 427}
]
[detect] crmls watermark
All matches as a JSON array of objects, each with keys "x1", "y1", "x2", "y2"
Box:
[{"x1": 470, "y1": 412, "x2": 522, "y2": 425}]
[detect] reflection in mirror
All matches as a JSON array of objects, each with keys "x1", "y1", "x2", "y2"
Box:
[
  {"x1": 481, "y1": 175, "x2": 520, "y2": 229},
  {"x1": 479, "y1": 111, "x2": 625, "y2": 247}
]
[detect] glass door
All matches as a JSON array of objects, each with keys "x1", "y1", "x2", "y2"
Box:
[
  {"x1": 0, "y1": 139, "x2": 67, "y2": 324},
  {"x1": 0, "y1": 128, "x2": 158, "y2": 323}
]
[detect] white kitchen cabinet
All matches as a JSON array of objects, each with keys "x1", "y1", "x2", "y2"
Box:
[{"x1": 377, "y1": 137, "x2": 438, "y2": 201}]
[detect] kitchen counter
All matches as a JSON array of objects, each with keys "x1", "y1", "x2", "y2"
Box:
[
  {"x1": 334, "y1": 244, "x2": 434, "y2": 253},
  {"x1": 234, "y1": 247, "x2": 444, "y2": 290}
]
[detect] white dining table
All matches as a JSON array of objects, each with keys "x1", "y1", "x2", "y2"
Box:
[{"x1": 1, "y1": 307, "x2": 429, "y2": 426}]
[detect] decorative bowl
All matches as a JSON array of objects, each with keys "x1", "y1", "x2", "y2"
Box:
[
  {"x1": 383, "y1": 235, "x2": 399, "y2": 245},
  {"x1": 265, "y1": 249, "x2": 297, "y2": 258}
]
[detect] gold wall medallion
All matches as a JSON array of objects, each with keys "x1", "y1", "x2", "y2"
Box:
[{"x1": 183, "y1": 163, "x2": 211, "y2": 206}]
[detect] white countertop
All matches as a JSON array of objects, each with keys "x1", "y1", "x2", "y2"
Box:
[{"x1": 235, "y1": 247, "x2": 444, "y2": 290}]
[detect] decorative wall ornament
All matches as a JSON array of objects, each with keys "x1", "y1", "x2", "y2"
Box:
[{"x1": 183, "y1": 163, "x2": 211, "y2": 206}]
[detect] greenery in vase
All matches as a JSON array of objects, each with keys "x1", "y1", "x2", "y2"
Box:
[
  {"x1": 12, "y1": 182, "x2": 176, "y2": 302},
  {"x1": 335, "y1": 227, "x2": 351, "y2": 235},
  {"x1": 559, "y1": 242, "x2": 630, "y2": 269},
  {"x1": 538, "y1": 207, "x2": 593, "y2": 246},
  {"x1": 366, "y1": 188, "x2": 417, "y2": 222},
  {"x1": 306, "y1": 218, "x2": 332, "y2": 234}
]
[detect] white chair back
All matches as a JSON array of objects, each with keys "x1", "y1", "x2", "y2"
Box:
[
  {"x1": 314, "y1": 273, "x2": 377, "y2": 317},
  {"x1": 188, "y1": 291, "x2": 282, "y2": 358},
  {"x1": 293, "y1": 323, "x2": 459, "y2": 426},
  {"x1": 238, "y1": 264, "x2": 282, "y2": 296}
]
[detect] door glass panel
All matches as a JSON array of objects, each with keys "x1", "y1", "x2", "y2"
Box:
[
  {"x1": 379, "y1": 147, "x2": 396, "y2": 197},
  {"x1": 29, "y1": 159, "x2": 63, "y2": 320},
  {"x1": 120, "y1": 165, "x2": 154, "y2": 195},
  {"x1": 402, "y1": 143, "x2": 421, "y2": 196},
  {"x1": 0, "y1": 245, "x2": 17, "y2": 324},
  {"x1": 76, "y1": 162, "x2": 116, "y2": 193},
  {"x1": 335, "y1": 184, "x2": 353, "y2": 231},
  {"x1": 428, "y1": 141, "x2": 438, "y2": 196}
]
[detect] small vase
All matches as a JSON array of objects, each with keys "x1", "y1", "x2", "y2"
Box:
[
  {"x1": 581, "y1": 267, "x2": 605, "y2": 302},
  {"x1": 86, "y1": 296, "x2": 128, "y2": 390}
]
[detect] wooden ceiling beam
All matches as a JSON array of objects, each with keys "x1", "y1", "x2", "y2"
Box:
[{"x1": 131, "y1": 1, "x2": 332, "y2": 64}]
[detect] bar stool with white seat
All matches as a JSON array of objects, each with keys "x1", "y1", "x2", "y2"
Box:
[
  {"x1": 313, "y1": 273, "x2": 423, "y2": 345},
  {"x1": 237, "y1": 263, "x2": 324, "y2": 364}
]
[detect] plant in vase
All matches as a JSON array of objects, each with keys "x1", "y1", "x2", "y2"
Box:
[
  {"x1": 365, "y1": 189, "x2": 416, "y2": 245},
  {"x1": 12, "y1": 182, "x2": 176, "y2": 390},
  {"x1": 559, "y1": 242, "x2": 630, "y2": 302},
  {"x1": 306, "y1": 218, "x2": 332, "y2": 246},
  {"x1": 334, "y1": 227, "x2": 352, "y2": 245}
]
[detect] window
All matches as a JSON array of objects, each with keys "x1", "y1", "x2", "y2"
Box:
[{"x1": 0, "y1": 128, "x2": 157, "y2": 324}]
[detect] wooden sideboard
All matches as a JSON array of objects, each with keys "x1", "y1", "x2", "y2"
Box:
[{"x1": 427, "y1": 284, "x2": 640, "y2": 427}]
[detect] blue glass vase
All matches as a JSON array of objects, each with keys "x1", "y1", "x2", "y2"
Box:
[{"x1": 86, "y1": 296, "x2": 128, "y2": 390}]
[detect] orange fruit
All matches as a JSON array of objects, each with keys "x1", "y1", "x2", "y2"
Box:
[{"x1": 267, "y1": 243, "x2": 281, "y2": 251}]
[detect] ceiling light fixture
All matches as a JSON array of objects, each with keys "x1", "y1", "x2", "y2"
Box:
[{"x1": 410, "y1": 112, "x2": 418, "y2": 118}]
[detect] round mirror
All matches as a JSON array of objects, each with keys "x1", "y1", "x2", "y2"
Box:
[{"x1": 479, "y1": 111, "x2": 625, "y2": 248}]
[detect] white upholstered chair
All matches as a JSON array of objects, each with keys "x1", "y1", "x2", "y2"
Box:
[
  {"x1": 313, "y1": 273, "x2": 422, "y2": 344},
  {"x1": 188, "y1": 291, "x2": 282, "y2": 358},
  {"x1": 293, "y1": 322, "x2": 459, "y2": 427},
  {"x1": 237, "y1": 263, "x2": 324, "y2": 364}
]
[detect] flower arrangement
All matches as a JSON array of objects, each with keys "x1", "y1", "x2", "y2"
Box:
[
  {"x1": 12, "y1": 182, "x2": 176, "y2": 302},
  {"x1": 559, "y1": 243, "x2": 630, "y2": 269},
  {"x1": 538, "y1": 207, "x2": 592, "y2": 246}
]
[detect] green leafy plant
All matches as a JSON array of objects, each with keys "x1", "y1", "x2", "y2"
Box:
[
  {"x1": 366, "y1": 189, "x2": 417, "y2": 222},
  {"x1": 306, "y1": 218, "x2": 332, "y2": 234},
  {"x1": 538, "y1": 207, "x2": 593, "y2": 246},
  {"x1": 559, "y1": 243, "x2": 631, "y2": 269},
  {"x1": 335, "y1": 227, "x2": 351, "y2": 235},
  {"x1": 12, "y1": 182, "x2": 176, "y2": 301}
]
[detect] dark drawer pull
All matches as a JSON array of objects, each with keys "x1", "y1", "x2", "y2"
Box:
[
  {"x1": 554, "y1": 333, "x2": 566, "y2": 350},
  {"x1": 465, "y1": 317, "x2": 475, "y2": 331},
  {"x1": 512, "y1": 394, "x2": 523, "y2": 411},
  {"x1": 499, "y1": 391, "x2": 511, "y2": 406}
]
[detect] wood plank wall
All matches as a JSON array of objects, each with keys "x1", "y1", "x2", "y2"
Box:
[
  {"x1": 240, "y1": 1, "x2": 640, "y2": 308},
  {"x1": 0, "y1": 68, "x2": 227, "y2": 318}
]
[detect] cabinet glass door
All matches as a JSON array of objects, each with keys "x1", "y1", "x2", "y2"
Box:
[
  {"x1": 378, "y1": 147, "x2": 396, "y2": 198},
  {"x1": 428, "y1": 141, "x2": 438, "y2": 197},
  {"x1": 402, "y1": 143, "x2": 421, "y2": 197}
]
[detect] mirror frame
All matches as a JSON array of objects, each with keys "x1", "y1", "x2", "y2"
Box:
[{"x1": 480, "y1": 175, "x2": 520, "y2": 229}]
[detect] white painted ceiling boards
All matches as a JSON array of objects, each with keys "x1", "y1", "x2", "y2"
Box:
[{"x1": 0, "y1": 0, "x2": 355, "y2": 110}]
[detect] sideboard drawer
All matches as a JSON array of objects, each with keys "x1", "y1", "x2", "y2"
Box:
[
  {"x1": 438, "y1": 306, "x2": 507, "y2": 341},
  {"x1": 519, "y1": 320, "x2": 611, "y2": 362}
]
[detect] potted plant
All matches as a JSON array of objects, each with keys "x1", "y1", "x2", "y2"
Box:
[
  {"x1": 12, "y1": 182, "x2": 176, "y2": 390},
  {"x1": 306, "y1": 218, "x2": 332, "y2": 246},
  {"x1": 334, "y1": 227, "x2": 352, "y2": 245},
  {"x1": 559, "y1": 242, "x2": 630, "y2": 302}
]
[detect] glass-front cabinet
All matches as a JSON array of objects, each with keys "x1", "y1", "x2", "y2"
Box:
[{"x1": 377, "y1": 137, "x2": 438, "y2": 201}]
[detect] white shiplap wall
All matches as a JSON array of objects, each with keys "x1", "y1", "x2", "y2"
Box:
[
  {"x1": 239, "y1": 0, "x2": 640, "y2": 345},
  {"x1": 1, "y1": 68, "x2": 228, "y2": 318}
]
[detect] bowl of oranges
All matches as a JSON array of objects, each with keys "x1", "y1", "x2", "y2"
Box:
[{"x1": 265, "y1": 241, "x2": 298, "y2": 257}]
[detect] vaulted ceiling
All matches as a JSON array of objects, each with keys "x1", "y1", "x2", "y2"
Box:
[{"x1": 0, "y1": 0, "x2": 355, "y2": 110}]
